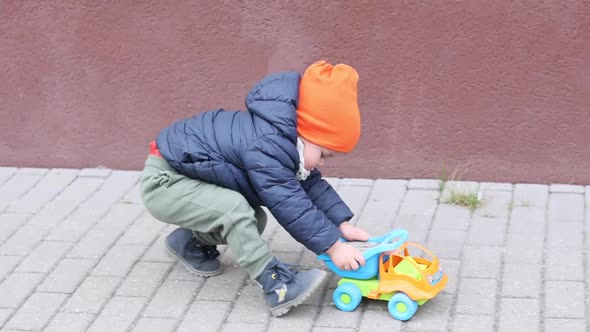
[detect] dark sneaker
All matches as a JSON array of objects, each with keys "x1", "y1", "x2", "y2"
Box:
[
  {"x1": 256, "y1": 257, "x2": 327, "y2": 317},
  {"x1": 165, "y1": 228, "x2": 222, "y2": 277}
]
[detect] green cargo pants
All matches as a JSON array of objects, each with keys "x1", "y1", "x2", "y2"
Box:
[{"x1": 140, "y1": 155, "x2": 273, "y2": 279}]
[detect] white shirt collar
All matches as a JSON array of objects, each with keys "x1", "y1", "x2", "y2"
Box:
[{"x1": 296, "y1": 138, "x2": 311, "y2": 181}]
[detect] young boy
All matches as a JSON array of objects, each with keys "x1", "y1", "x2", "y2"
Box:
[{"x1": 140, "y1": 60, "x2": 370, "y2": 317}]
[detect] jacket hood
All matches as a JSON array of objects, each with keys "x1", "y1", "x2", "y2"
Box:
[{"x1": 245, "y1": 71, "x2": 301, "y2": 142}]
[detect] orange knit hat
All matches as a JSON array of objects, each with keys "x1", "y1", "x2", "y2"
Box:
[{"x1": 296, "y1": 60, "x2": 361, "y2": 153}]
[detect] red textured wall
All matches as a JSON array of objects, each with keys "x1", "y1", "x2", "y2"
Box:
[{"x1": 2, "y1": 1, "x2": 589, "y2": 183}]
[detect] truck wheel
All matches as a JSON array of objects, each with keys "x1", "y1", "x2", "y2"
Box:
[
  {"x1": 333, "y1": 282, "x2": 362, "y2": 312},
  {"x1": 388, "y1": 292, "x2": 418, "y2": 321}
]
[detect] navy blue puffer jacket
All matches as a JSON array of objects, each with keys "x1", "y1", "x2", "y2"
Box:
[{"x1": 156, "y1": 72, "x2": 353, "y2": 254}]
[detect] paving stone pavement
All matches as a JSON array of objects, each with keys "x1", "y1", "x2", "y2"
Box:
[{"x1": 0, "y1": 166, "x2": 588, "y2": 332}]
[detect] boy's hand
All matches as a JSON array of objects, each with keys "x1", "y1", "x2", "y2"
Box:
[
  {"x1": 339, "y1": 222, "x2": 370, "y2": 242},
  {"x1": 326, "y1": 241, "x2": 366, "y2": 271}
]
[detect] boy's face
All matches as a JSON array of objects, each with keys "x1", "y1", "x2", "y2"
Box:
[{"x1": 301, "y1": 139, "x2": 335, "y2": 170}]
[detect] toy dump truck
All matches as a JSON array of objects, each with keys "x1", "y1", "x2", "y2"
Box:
[{"x1": 318, "y1": 229, "x2": 447, "y2": 321}]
